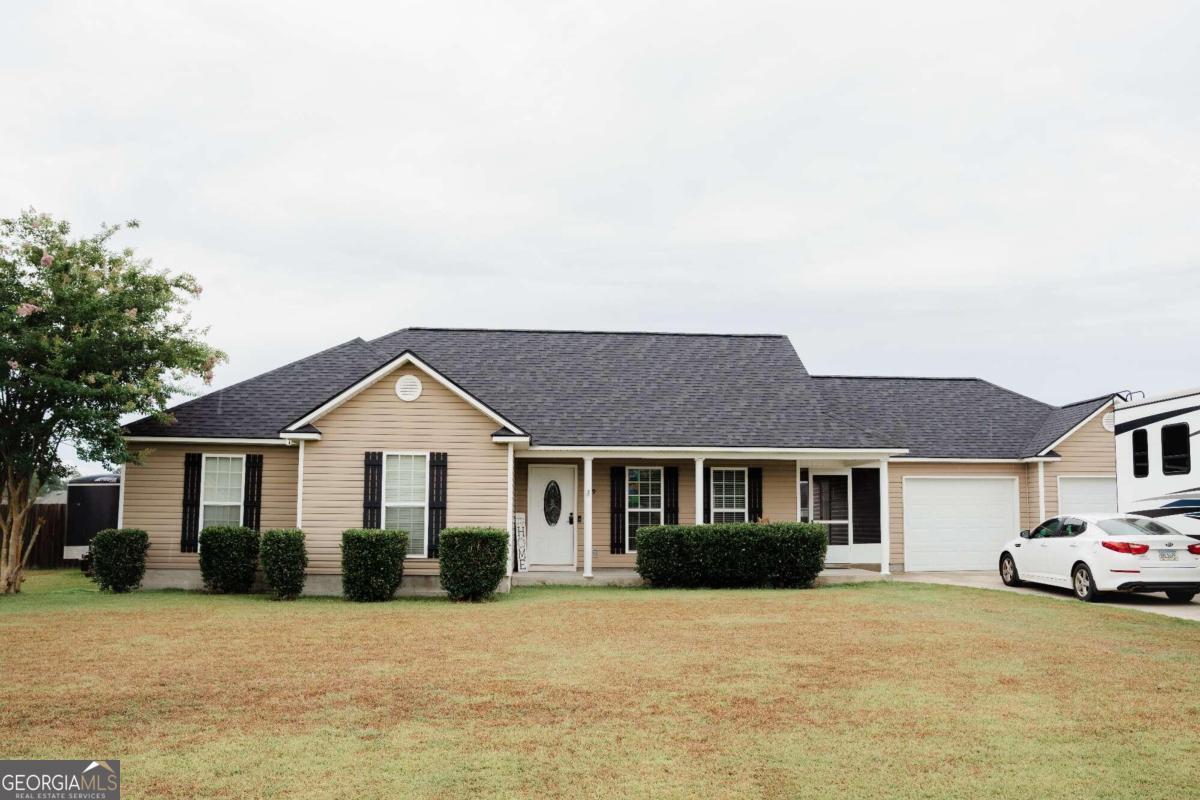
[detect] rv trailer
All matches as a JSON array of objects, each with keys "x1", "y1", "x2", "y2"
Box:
[{"x1": 1114, "y1": 388, "x2": 1200, "y2": 539}]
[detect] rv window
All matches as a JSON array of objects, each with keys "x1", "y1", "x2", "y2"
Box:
[
  {"x1": 1162, "y1": 423, "x2": 1191, "y2": 475},
  {"x1": 1132, "y1": 429, "x2": 1148, "y2": 478}
]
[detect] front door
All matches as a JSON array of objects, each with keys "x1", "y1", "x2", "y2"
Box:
[{"x1": 526, "y1": 465, "x2": 577, "y2": 567}]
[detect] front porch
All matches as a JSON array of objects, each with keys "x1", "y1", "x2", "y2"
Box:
[{"x1": 508, "y1": 449, "x2": 899, "y2": 578}]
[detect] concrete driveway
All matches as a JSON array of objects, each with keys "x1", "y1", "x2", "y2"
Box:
[{"x1": 896, "y1": 570, "x2": 1200, "y2": 622}]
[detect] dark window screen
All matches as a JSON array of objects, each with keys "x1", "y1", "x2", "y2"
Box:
[
  {"x1": 1162, "y1": 424, "x2": 1191, "y2": 476},
  {"x1": 1132, "y1": 429, "x2": 1149, "y2": 478}
]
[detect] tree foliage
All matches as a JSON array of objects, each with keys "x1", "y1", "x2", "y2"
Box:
[{"x1": 0, "y1": 209, "x2": 222, "y2": 592}]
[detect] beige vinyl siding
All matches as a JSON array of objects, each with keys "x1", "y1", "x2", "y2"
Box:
[
  {"x1": 1043, "y1": 410, "x2": 1117, "y2": 517},
  {"x1": 123, "y1": 443, "x2": 298, "y2": 570},
  {"x1": 301, "y1": 364, "x2": 508, "y2": 576},
  {"x1": 517, "y1": 458, "x2": 797, "y2": 570}
]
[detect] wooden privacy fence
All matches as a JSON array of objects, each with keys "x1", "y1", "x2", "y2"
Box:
[{"x1": 0, "y1": 503, "x2": 67, "y2": 569}]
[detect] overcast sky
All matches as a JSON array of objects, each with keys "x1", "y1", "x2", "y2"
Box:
[{"x1": 4, "y1": 1, "x2": 1198, "y2": 472}]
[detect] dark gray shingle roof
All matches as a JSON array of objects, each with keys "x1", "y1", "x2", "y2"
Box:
[
  {"x1": 1023, "y1": 396, "x2": 1114, "y2": 456},
  {"x1": 125, "y1": 338, "x2": 389, "y2": 439},
  {"x1": 368, "y1": 329, "x2": 890, "y2": 449},
  {"x1": 812, "y1": 376, "x2": 1112, "y2": 458},
  {"x1": 127, "y1": 328, "x2": 891, "y2": 450},
  {"x1": 126, "y1": 327, "x2": 1109, "y2": 456}
]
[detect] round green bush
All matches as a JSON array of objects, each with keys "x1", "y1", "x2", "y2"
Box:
[
  {"x1": 261, "y1": 529, "x2": 308, "y2": 600},
  {"x1": 438, "y1": 527, "x2": 508, "y2": 601},
  {"x1": 90, "y1": 528, "x2": 150, "y2": 592},
  {"x1": 635, "y1": 523, "x2": 828, "y2": 589},
  {"x1": 199, "y1": 525, "x2": 261, "y2": 593},
  {"x1": 341, "y1": 529, "x2": 406, "y2": 602}
]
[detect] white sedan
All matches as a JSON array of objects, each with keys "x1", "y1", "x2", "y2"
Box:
[{"x1": 999, "y1": 513, "x2": 1200, "y2": 602}]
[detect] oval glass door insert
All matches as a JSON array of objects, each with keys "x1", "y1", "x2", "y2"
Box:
[{"x1": 543, "y1": 480, "x2": 562, "y2": 525}]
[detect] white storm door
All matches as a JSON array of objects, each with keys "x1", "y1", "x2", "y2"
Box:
[{"x1": 526, "y1": 465, "x2": 577, "y2": 567}]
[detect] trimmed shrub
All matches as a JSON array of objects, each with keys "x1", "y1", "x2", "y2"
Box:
[
  {"x1": 261, "y1": 529, "x2": 308, "y2": 600},
  {"x1": 341, "y1": 529, "x2": 406, "y2": 602},
  {"x1": 199, "y1": 525, "x2": 261, "y2": 593},
  {"x1": 438, "y1": 527, "x2": 508, "y2": 601},
  {"x1": 635, "y1": 522, "x2": 828, "y2": 589},
  {"x1": 90, "y1": 528, "x2": 150, "y2": 592}
]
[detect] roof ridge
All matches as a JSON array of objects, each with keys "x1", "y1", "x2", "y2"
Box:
[{"x1": 372, "y1": 326, "x2": 786, "y2": 341}]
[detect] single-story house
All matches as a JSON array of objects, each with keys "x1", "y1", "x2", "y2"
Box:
[{"x1": 120, "y1": 328, "x2": 1117, "y2": 592}]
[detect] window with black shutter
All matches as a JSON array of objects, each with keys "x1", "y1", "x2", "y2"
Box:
[
  {"x1": 362, "y1": 451, "x2": 383, "y2": 528},
  {"x1": 610, "y1": 465, "x2": 626, "y2": 554},
  {"x1": 428, "y1": 452, "x2": 448, "y2": 557},
  {"x1": 180, "y1": 452, "x2": 202, "y2": 552},
  {"x1": 242, "y1": 454, "x2": 263, "y2": 531}
]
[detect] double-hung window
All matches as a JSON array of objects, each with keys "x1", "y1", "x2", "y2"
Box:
[
  {"x1": 710, "y1": 468, "x2": 748, "y2": 523},
  {"x1": 626, "y1": 467, "x2": 663, "y2": 552},
  {"x1": 384, "y1": 453, "x2": 429, "y2": 557},
  {"x1": 201, "y1": 455, "x2": 244, "y2": 529}
]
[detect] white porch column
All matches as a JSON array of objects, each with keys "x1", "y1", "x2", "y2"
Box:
[
  {"x1": 1037, "y1": 461, "x2": 1046, "y2": 523},
  {"x1": 583, "y1": 456, "x2": 594, "y2": 578},
  {"x1": 878, "y1": 458, "x2": 891, "y2": 576},
  {"x1": 506, "y1": 443, "x2": 514, "y2": 577},
  {"x1": 693, "y1": 457, "x2": 705, "y2": 523}
]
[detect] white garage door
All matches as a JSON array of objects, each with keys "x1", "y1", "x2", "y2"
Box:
[
  {"x1": 1058, "y1": 476, "x2": 1117, "y2": 515},
  {"x1": 904, "y1": 477, "x2": 1019, "y2": 571}
]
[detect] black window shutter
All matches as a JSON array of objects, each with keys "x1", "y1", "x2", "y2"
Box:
[
  {"x1": 702, "y1": 466, "x2": 711, "y2": 523},
  {"x1": 663, "y1": 466, "x2": 679, "y2": 524},
  {"x1": 363, "y1": 451, "x2": 383, "y2": 528},
  {"x1": 610, "y1": 465, "x2": 625, "y2": 554},
  {"x1": 851, "y1": 468, "x2": 881, "y2": 544},
  {"x1": 798, "y1": 468, "x2": 810, "y2": 522},
  {"x1": 181, "y1": 452, "x2": 202, "y2": 552},
  {"x1": 428, "y1": 452, "x2": 448, "y2": 557},
  {"x1": 748, "y1": 467, "x2": 763, "y2": 522},
  {"x1": 242, "y1": 454, "x2": 263, "y2": 531}
]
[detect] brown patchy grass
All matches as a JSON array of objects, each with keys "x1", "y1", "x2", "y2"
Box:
[{"x1": 2, "y1": 570, "x2": 1199, "y2": 799}]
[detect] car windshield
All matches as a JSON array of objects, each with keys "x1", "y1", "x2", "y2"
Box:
[{"x1": 1097, "y1": 517, "x2": 1181, "y2": 536}]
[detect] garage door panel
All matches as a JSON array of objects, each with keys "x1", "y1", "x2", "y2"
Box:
[
  {"x1": 1058, "y1": 477, "x2": 1117, "y2": 515},
  {"x1": 904, "y1": 478, "x2": 1019, "y2": 571}
]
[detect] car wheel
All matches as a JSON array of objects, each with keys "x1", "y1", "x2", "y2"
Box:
[
  {"x1": 1165, "y1": 590, "x2": 1196, "y2": 603},
  {"x1": 1072, "y1": 564, "x2": 1100, "y2": 602},
  {"x1": 999, "y1": 554, "x2": 1022, "y2": 587}
]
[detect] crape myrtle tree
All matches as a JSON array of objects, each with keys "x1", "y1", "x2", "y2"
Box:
[{"x1": 0, "y1": 210, "x2": 223, "y2": 593}]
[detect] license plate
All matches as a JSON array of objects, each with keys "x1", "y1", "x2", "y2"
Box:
[{"x1": 1159, "y1": 550, "x2": 1178, "y2": 561}]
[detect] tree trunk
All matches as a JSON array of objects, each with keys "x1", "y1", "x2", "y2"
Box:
[{"x1": 0, "y1": 469, "x2": 33, "y2": 594}]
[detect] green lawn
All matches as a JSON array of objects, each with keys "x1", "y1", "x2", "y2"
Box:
[{"x1": 2, "y1": 570, "x2": 1198, "y2": 799}]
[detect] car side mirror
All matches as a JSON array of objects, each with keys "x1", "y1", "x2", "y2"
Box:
[{"x1": 1019, "y1": 530, "x2": 1031, "y2": 539}]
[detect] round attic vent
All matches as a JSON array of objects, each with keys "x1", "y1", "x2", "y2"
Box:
[
  {"x1": 1102, "y1": 412, "x2": 1115, "y2": 432},
  {"x1": 395, "y1": 375, "x2": 423, "y2": 402}
]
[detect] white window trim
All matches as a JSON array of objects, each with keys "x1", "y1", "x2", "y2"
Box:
[
  {"x1": 382, "y1": 451, "x2": 431, "y2": 559},
  {"x1": 625, "y1": 465, "x2": 664, "y2": 554},
  {"x1": 710, "y1": 467, "x2": 748, "y2": 523},
  {"x1": 199, "y1": 453, "x2": 246, "y2": 532}
]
